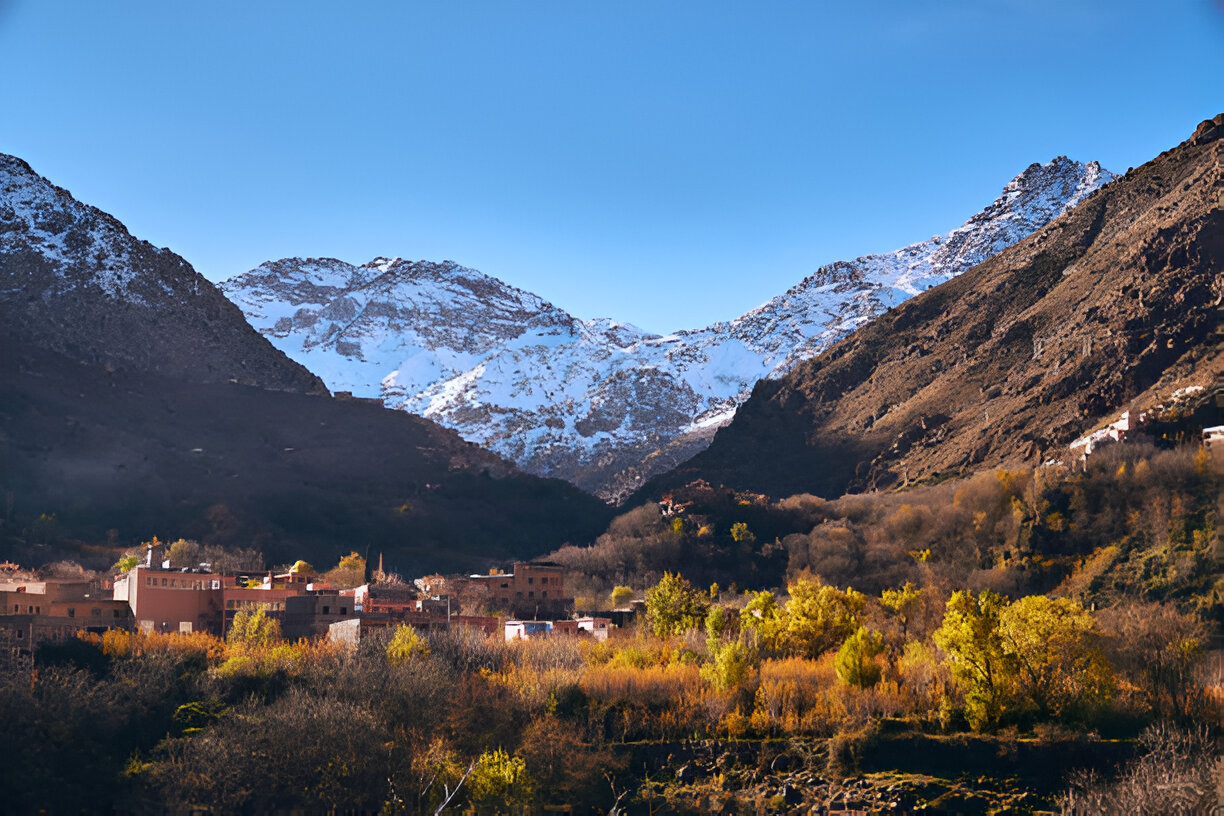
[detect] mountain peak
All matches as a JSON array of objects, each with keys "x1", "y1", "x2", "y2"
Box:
[
  {"x1": 645, "y1": 123, "x2": 1220, "y2": 501},
  {"x1": 0, "y1": 155, "x2": 325, "y2": 393},
  {"x1": 225, "y1": 155, "x2": 1114, "y2": 500}
]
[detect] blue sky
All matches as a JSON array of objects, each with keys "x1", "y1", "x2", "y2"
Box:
[{"x1": 1, "y1": 1, "x2": 1220, "y2": 334}]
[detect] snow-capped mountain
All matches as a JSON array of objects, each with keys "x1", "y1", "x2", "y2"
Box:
[
  {"x1": 0, "y1": 154, "x2": 324, "y2": 393},
  {"x1": 222, "y1": 157, "x2": 1114, "y2": 500}
]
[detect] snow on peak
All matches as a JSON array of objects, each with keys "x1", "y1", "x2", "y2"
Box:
[
  {"x1": 222, "y1": 157, "x2": 1114, "y2": 500},
  {"x1": 0, "y1": 152, "x2": 173, "y2": 300}
]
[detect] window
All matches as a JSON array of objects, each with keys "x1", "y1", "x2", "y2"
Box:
[
  {"x1": 322, "y1": 606, "x2": 330, "y2": 615},
  {"x1": 542, "y1": 591, "x2": 548, "y2": 599},
  {"x1": 67, "y1": 608, "x2": 75, "y2": 618},
  {"x1": 161, "y1": 578, "x2": 167, "y2": 586},
  {"x1": 112, "y1": 610, "x2": 121, "y2": 618},
  {"x1": 91, "y1": 608, "x2": 101, "y2": 617},
  {"x1": 528, "y1": 591, "x2": 534, "y2": 599},
  {"x1": 340, "y1": 607, "x2": 347, "y2": 615}
]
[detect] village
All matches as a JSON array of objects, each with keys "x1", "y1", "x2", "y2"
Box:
[{"x1": 0, "y1": 547, "x2": 623, "y2": 667}]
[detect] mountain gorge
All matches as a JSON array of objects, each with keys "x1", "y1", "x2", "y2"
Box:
[
  {"x1": 223, "y1": 158, "x2": 1114, "y2": 500},
  {"x1": 643, "y1": 116, "x2": 1224, "y2": 501}
]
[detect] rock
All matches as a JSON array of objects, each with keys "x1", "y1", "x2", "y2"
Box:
[{"x1": 1190, "y1": 113, "x2": 1224, "y2": 145}]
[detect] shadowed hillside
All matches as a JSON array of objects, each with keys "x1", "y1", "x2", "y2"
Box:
[{"x1": 0, "y1": 337, "x2": 613, "y2": 573}]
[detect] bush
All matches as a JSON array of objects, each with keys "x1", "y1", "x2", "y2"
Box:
[
  {"x1": 467, "y1": 747, "x2": 534, "y2": 814},
  {"x1": 834, "y1": 627, "x2": 885, "y2": 689}
]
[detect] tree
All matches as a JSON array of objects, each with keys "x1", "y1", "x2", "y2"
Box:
[
  {"x1": 705, "y1": 605, "x2": 731, "y2": 642},
  {"x1": 386, "y1": 624, "x2": 430, "y2": 666},
  {"x1": 644, "y1": 572, "x2": 709, "y2": 637},
  {"x1": 289, "y1": 560, "x2": 316, "y2": 576},
  {"x1": 933, "y1": 590, "x2": 1013, "y2": 730},
  {"x1": 739, "y1": 590, "x2": 784, "y2": 651},
  {"x1": 325, "y1": 552, "x2": 366, "y2": 589},
  {"x1": 467, "y1": 747, "x2": 534, "y2": 814},
  {"x1": 1097, "y1": 601, "x2": 1207, "y2": 720},
  {"x1": 701, "y1": 640, "x2": 757, "y2": 691},
  {"x1": 166, "y1": 538, "x2": 201, "y2": 568},
  {"x1": 226, "y1": 607, "x2": 282, "y2": 653},
  {"x1": 113, "y1": 554, "x2": 140, "y2": 574},
  {"x1": 730, "y1": 522, "x2": 756, "y2": 545},
  {"x1": 880, "y1": 582, "x2": 924, "y2": 642},
  {"x1": 516, "y1": 716, "x2": 620, "y2": 808},
  {"x1": 835, "y1": 627, "x2": 885, "y2": 689},
  {"x1": 610, "y1": 585, "x2": 634, "y2": 608},
  {"x1": 998, "y1": 595, "x2": 1113, "y2": 720},
  {"x1": 777, "y1": 577, "x2": 866, "y2": 659}
]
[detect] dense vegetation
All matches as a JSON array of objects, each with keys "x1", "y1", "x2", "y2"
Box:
[
  {"x1": 555, "y1": 443, "x2": 1221, "y2": 622},
  {"x1": 6, "y1": 575, "x2": 1219, "y2": 813},
  {"x1": 4, "y1": 443, "x2": 1221, "y2": 812}
]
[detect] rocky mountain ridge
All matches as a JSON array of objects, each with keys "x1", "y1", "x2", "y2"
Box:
[
  {"x1": 0, "y1": 155, "x2": 613, "y2": 570},
  {"x1": 223, "y1": 157, "x2": 1115, "y2": 500},
  {"x1": 639, "y1": 116, "x2": 1223, "y2": 501},
  {"x1": 0, "y1": 154, "x2": 325, "y2": 394}
]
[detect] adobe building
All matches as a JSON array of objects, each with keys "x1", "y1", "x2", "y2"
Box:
[
  {"x1": 114, "y1": 565, "x2": 226, "y2": 634},
  {"x1": 0, "y1": 575, "x2": 134, "y2": 665},
  {"x1": 468, "y1": 561, "x2": 572, "y2": 619},
  {"x1": 281, "y1": 593, "x2": 357, "y2": 641}
]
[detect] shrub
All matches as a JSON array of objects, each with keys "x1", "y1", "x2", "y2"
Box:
[
  {"x1": 386, "y1": 624, "x2": 430, "y2": 665},
  {"x1": 467, "y1": 747, "x2": 534, "y2": 814},
  {"x1": 834, "y1": 627, "x2": 885, "y2": 689}
]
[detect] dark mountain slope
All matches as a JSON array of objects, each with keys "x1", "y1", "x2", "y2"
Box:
[
  {"x1": 0, "y1": 337, "x2": 613, "y2": 572},
  {"x1": 0, "y1": 154, "x2": 325, "y2": 393},
  {"x1": 0, "y1": 154, "x2": 613, "y2": 570},
  {"x1": 643, "y1": 115, "x2": 1224, "y2": 500}
]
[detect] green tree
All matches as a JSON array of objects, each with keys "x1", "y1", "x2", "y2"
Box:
[
  {"x1": 386, "y1": 624, "x2": 430, "y2": 666},
  {"x1": 467, "y1": 747, "x2": 534, "y2": 814},
  {"x1": 226, "y1": 607, "x2": 282, "y2": 653},
  {"x1": 112, "y1": 554, "x2": 140, "y2": 574},
  {"x1": 289, "y1": 559, "x2": 316, "y2": 576},
  {"x1": 998, "y1": 595, "x2": 1113, "y2": 719},
  {"x1": 701, "y1": 640, "x2": 757, "y2": 691},
  {"x1": 880, "y1": 581, "x2": 924, "y2": 641},
  {"x1": 835, "y1": 627, "x2": 886, "y2": 689},
  {"x1": 644, "y1": 572, "x2": 709, "y2": 637},
  {"x1": 610, "y1": 585, "x2": 635, "y2": 607},
  {"x1": 705, "y1": 605, "x2": 731, "y2": 642},
  {"x1": 933, "y1": 590, "x2": 1014, "y2": 730},
  {"x1": 778, "y1": 578, "x2": 866, "y2": 659},
  {"x1": 739, "y1": 590, "x2": 784, "y2": 651}
]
